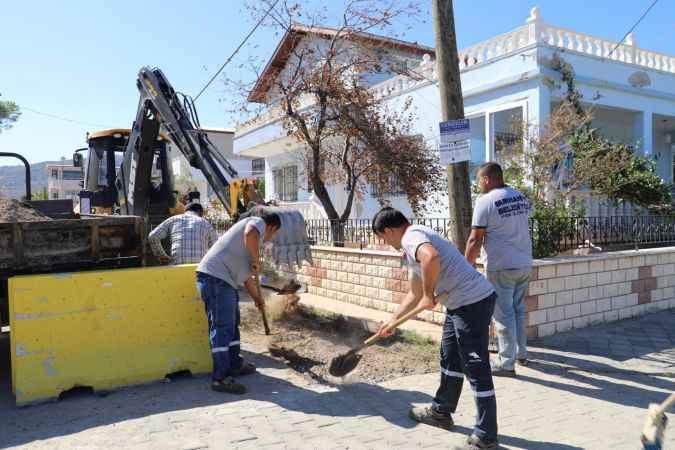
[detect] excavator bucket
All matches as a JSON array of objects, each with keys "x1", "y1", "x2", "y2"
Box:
[{"x1": 244, "y1": 206, "x2": 313, "y2": 268}]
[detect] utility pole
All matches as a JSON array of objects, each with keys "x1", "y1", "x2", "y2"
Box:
[{"x1": 432, "y1": 0, "x2": 472, "y2": 250}]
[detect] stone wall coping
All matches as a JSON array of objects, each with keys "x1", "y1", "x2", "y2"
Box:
[
  {"x1": 532, "y1": 246, "x2": 675, "y2": 267},
  {"x1": 310, "y1": 244, "x2": 675, "y2": 266},
  {"x1": 311, "y1": 245, "x2": 403, "y2": 258}
]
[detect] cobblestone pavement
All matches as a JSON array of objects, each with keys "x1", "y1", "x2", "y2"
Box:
[{"x1": 1, "y1": 311, "x2": 674, "y2": 450}]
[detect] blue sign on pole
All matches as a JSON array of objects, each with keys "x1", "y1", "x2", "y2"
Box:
[{"x1": 439, "y1": 119, "x2": 471, "y2": 165}]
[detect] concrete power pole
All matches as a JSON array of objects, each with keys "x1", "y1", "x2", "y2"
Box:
[{"x1": 432, "y1": 0, "x2": 472, "y2": 250}]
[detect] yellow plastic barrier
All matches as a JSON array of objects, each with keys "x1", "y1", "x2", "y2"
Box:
[{"x1": 9, "y1": 264, "x2": 211, "y2": 405}]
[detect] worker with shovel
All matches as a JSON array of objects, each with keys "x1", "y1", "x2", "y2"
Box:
[
  {"x1": 196, "y1": 210, "x2": 281, "y2": 395},
  {"x1": 372, "y1": 207, "x2": 499, "y2": 450}
]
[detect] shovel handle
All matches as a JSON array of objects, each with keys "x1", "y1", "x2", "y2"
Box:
[
  {"x1": 363, "y1": 292, "x2": 448, "y2": 346},
  {"x1": 655, "y1": 392, "x2": 675, "y2": 415},
  {"x1": 253, "y1": 272, "x2": 271, "y2": 335}
]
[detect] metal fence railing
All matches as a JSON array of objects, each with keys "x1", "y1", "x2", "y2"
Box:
[
  {"x1": 529, "y1": 215, "x2": 675, "y2": 257},
  {"x1": 304, "y1": 216, "x2": 675, "y2": 258},
  {"x1": 303, "y1": 218, "x2": 464, "y2": 251},
  {"x1": 208, "y1": 215, "x2": 675, "y2": 258}
]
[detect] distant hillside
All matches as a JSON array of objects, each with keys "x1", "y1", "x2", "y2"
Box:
[{"x1": 0, "y1": 160, "x2": 73, "y2": 199}]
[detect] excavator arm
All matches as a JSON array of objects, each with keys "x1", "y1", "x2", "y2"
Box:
[{"x1": 116, "y1": 67, "x2": 241, "y2": 217}]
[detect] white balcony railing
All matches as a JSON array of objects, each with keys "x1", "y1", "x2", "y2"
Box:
[{"x1": 236, "y1": 6, "x2": 675, "y2": 137}]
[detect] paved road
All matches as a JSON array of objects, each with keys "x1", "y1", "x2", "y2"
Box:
[{"x1": 1, "y1": 311, "x2": 674, "y2": 449}]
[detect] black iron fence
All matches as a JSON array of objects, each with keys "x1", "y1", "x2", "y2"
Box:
[
  {"x1": 303, "y1": 216, "x2": 675, "y2": 257},
  {"x1": 530, "y1": 215, "x2": 675, "y2": 257},
  {"x1": 304, "y1": 218, "x2": 460, "y2": 251},
  {"x1": 207, "y1": 215, "x2": 675, "y2": 257}
]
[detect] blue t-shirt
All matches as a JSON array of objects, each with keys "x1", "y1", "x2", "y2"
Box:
[
  {"x1": 401, "y1": 225, "x2": 495, "y2": 310},
  {"x1": 472, "y1": 186, "x2": 532, "y2": 272}
]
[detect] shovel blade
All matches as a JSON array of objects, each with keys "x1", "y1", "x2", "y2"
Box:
[{"x1": 328, "y1": 351, "x2": 363, "y2": 377}]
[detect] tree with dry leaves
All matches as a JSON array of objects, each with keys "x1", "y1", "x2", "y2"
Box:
[
  {"x1": 499, "y1": 53, "x2": 670, "y2": 211},
  {"x1": 229, "y1": 1, "x2": 444, "y2": 225}
]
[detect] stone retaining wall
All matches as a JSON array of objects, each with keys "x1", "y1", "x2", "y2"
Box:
[{"x1": 279, "y1": 246, "x2": 675, "y2": 337}]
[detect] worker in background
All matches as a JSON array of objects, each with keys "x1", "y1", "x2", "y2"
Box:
[
  {"x1": 372, "y1": 207, "x2": 498, "y2": 450},
  {"x1": 195, "y1": 210, "x2": 281, "y2": 395},
  {"x1": 465, "y1": 162, "x2": 533, "y2": 377},
  {"x1": 148, "y1": 197, "x2": 218, "y2": 265}
]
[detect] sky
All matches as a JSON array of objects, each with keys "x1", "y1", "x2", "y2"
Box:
[{"x1": 1, "y1": 0, "x2": 674, "y2": 164}]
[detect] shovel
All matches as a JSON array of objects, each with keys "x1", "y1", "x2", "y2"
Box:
[
  {"x1": 641, "y1": 392, "x2": 675, "y2": 450},
  {"x1": 262, "y1": 279, "x2": 305, "y2": 295},
  {"x1": 329, "y1": 292, "x2": 448, "y2": 377},
  {"x1": 253, "y1": 272, "x2": 271, "y2": 335}
]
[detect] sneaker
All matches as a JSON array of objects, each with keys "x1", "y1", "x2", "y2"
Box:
[
  {"x1": 409, "y1": 406, "x2": 454, "y2": 430},
  {"x1": 465, "y1": 434, "x2": 498, "y2": 449},
  {"x1": 211, "y1": 377, "x2": 246, "y2": 395},
  {"x1": 230, "y1": 361, "x2": 256, "y2": 377},
  {"x1": 491, "y1": 366, "x2": 516, "y2": 377}
]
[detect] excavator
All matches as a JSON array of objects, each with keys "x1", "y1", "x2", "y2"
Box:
[
  {"x1": 73, "y1": 67, "x2": 263, "y2": 224},
  {"x1": 2, "y1": 68, "x2": 310, "y2": 406},
  {"x1": 72, "y1": 66, "x2": 311, "y2": 283},
  {"x1": 74, "y1": 128, "x2": 263, "y2": 223}
]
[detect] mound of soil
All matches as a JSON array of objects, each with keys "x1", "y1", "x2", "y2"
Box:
[
  {"x1": 0, "y1": 199, "x2": 51, "y2": 222},
  {"x1": 240, "y1": 302, "x2": 438, "y2": 384}
]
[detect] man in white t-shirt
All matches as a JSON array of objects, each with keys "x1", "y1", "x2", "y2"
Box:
[
  {"x1": 373, "y1": 207, "x2": 498, "y2": 450},
  {"x1": 466, "y1": 162, "x2": 533, "y2": 377}
]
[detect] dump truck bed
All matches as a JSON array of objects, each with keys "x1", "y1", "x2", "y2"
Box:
[
  {"x1": 0, "y1": 215, "x2": 146, "y2": 276},
  {"x1": 0, "y1": 215, "x2": 146, "y2": 327}
]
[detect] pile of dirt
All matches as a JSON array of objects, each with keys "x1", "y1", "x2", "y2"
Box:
[
  {"x1": 240, "y1": 302, "x2": 438, "y2": 384},
  {"x1": 0, "y1": 199, "x2": 51, "y2": 222}
]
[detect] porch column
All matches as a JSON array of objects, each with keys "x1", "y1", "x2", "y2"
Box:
[
  {"x1": 532, "y1": 81, "x2": 551, "y2": 136},
  {"x1": 633, "y1": 110, "x2": 653, "y2": 156}
]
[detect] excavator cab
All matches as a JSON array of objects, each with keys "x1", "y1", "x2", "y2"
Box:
[
  {"x1": 77, "y1": 129, "x2": 178, "y2": 223},
  {"x1": 229, "y1": 178, "x2": 264, "y2": 218}
]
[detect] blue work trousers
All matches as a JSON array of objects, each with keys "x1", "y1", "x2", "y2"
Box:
[
  {"x1": 433, "y1": 293, "x2": 498, "y2": 442},
  {"x1": 196, "y1": 272, "x2": 243, "y2": 381}
]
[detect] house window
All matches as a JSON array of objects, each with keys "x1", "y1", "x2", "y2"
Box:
[
  {"x1": 252, "y1": 158, "x2": 265, "y2": 176},
  {"x1": 62, "y1": 170, "x2": 83, "y2": 181},
  {"x1": 51, "y1": 169, "x2": 58, "y2": 179},
  {"x1": 273, "y1": 165, "x2": 298, "y2": 201},
  {"x1": 52, "y1": 192, "x2": 59, "y2": 199},
  {"x1": 371, "y1": 171, "x2": 406, "y2": 197},
  {"x1": 469, "y1": 115, "x2": 487, "y2": 182},
  {"x1": 490, "y1": 106, "x2": 524, "y2": 165},
  {"x1": 371, "y1": 134, "x2": 423, "y2": 197}
]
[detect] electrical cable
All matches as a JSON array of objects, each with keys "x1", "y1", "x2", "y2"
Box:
[
  {"x1": 21, "y1": 106, "x2": 111, "y2": 128},
  {"x1": 607, "y1": 0, "x2": 659, "y2": 59},
  {"x1": 193, "y1": 0, "x2": 280, "y2": 101}
]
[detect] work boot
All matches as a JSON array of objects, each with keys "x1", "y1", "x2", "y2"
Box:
[
  {"x1": 491, "y1": 366, "x2": 516, "y2": 377},
  {"x1": 491, "y1": 360, "x2": 516, "y2": 377},
  {"x1": 230, "y1": 361, "x2": 256, "y2": 377},
  {"x1": 464, "y1": 434, "x2": 498, "y2": 449},
  {"x1": 409, "y1": 406, "x2": 454, "y2": 430},
  {"x1": 211, "y1": 377, "x2": 246, "y2": 395}
]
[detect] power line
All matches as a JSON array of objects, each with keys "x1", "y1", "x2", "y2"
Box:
[
  {"x1": 21, "y1": 106, "x2": 111, "y2": 128},
  {"x1": 607, "y1": 0, "x2": 659, "y2": 59},
  {"x1": 194, "y1": 0, "x2": 280, "y2": 101}
]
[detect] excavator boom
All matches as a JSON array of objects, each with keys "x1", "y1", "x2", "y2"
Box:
[{"x1": 116, "y1": 67, "x2": 240, "y2": 217}]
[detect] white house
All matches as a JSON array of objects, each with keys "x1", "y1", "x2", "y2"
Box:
[
  {"x1": 46, "y1": 163, "x2": 83, "y2": 200},
  {"x1": 234, "y1": 8, "x2": 675, "y2": 219}
]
